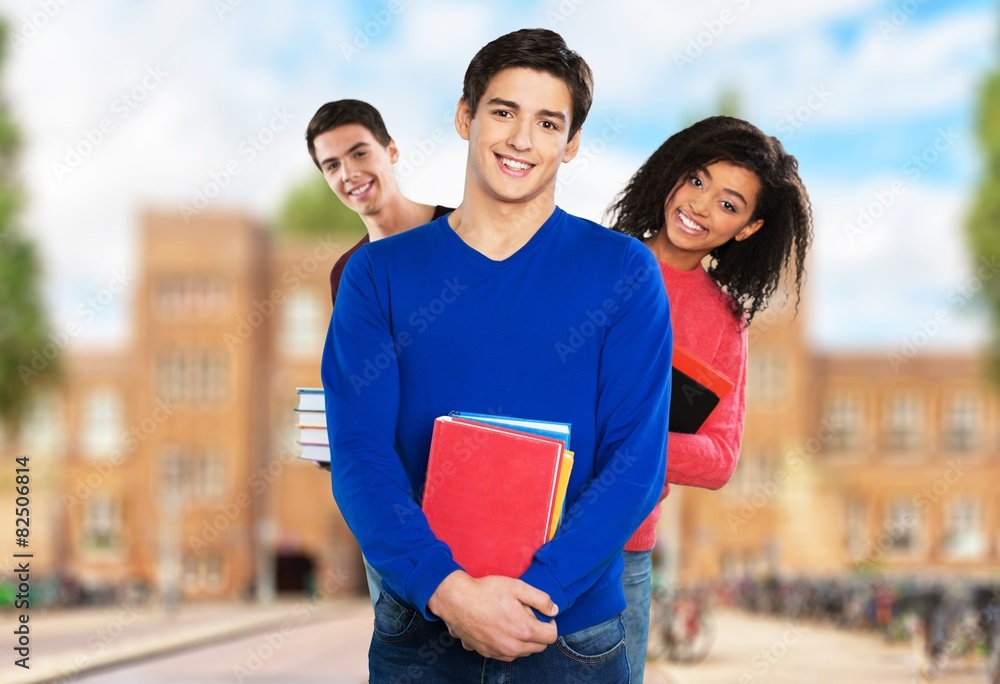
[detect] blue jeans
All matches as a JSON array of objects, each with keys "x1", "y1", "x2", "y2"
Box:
[
  {"x1": 369, "y1": 591, "x2": 630, "y2": 683},
  {"x1": 622, "y1": 550, "x2": 653, "y2": 684}
]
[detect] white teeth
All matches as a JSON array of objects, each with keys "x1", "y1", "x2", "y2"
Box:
[
  {"x1": 500, "y1": 156, "x2": 531, "y2": 171},
  {"x1": 349, "y1": 182, "x2": 372, "y2": 196},
  {"x1": 679, "y1": 211, "x2": 705, "y2": 232}
]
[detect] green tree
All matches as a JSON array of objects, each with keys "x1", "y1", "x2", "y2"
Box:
[
  {"x1": 0, "y1": 19, "x2": 58, "y2": 435},
  {"x1": 968, "y1": 44, "x2": 1000, "y2": 381},
  {"x1": 274, "y1": 173, "x2": 365, "y2": 238}
]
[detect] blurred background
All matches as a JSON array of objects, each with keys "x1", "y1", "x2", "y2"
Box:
[{"x1": 0, "y1": 0, "x2": 999, "y2": 682}]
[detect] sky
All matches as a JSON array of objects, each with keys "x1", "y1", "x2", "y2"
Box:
[{"x1": 1, "y1": 0, "x2": 997, "y2": 354}]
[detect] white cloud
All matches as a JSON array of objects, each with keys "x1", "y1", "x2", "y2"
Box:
[
  {"x1": 792, "y1": 9, "x2": 997, "y2": 126},
  {"x1": 807, "y1": 178, "x2": 991, "y2": 352}
]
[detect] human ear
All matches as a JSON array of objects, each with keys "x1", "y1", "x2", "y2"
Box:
[
  {"x1": 455, "y1": 98, "x2": 472, "y2": 141},
  {"x1": 736, "y1": 218, "x2": 764, "y2": 241},
  {"x1": 562, "y1": 128, "x2": 581, "y2": 163}
]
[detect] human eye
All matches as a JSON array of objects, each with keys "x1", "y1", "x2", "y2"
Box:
[
  {"x1": 326, "y1": 161, "x2": 340, "y2": 172},
  {"x1": 354, "y1": 150, "x2": 367, "y2": 158},
  {"x1": 539, "y1": 120, "x2": 560, "y2": 132},
  {"x1": 722, "y1": 200, "x2": 737, "y2": 213},
  {"x1": 688, "y1": 174, "x2": 702, "y2": 188},
  {"x1": 492, "y1": 108, "x2": 512, "y2": 118}
]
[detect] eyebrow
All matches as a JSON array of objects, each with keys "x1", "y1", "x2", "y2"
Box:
[
  {"x1": 319, "y1": 141, "x2": 369, "y2": 166},
  {"x1": 699, "y1": 166, "x2": 750, "y2": 207},
  {"x1": 485, "y1": 97, "x2": 567, "y2": 123}
]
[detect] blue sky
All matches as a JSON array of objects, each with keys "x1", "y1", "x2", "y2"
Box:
[{"x1": 1, "y1": 0, "x2": 997, "y2": 353}]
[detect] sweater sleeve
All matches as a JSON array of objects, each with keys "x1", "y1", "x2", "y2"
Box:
[
  {"x1": 322, "y1": 250, "x2": 460, "y2": 620},
  {"x1": 520, "y1": 242, "x2": 671, "y2": 612},
  {"x1": 665, "y1": 319, "x2": 747, "y2": 489}
]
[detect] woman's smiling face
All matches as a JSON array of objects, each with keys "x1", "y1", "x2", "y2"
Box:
[{"x1": 655, "y1": 160, "x2": 765, "y2": 269}]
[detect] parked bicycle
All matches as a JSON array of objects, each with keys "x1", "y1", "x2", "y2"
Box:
[{"x1": 647, "y1": 584, "x2": 716, "y2": 664}]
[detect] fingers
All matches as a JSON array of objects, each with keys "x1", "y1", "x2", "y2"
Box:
[{"x1": 515, "y1": 583, "x2": 559, "y2": 617}]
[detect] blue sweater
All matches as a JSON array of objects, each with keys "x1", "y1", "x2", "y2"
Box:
[{"x1": 322, "y1": 207, "x2": 672, "y2": 635}]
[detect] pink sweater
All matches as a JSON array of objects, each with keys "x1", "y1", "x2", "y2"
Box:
[{"x1": 624, "y1": 259, "x2": 747, "y2": 552}]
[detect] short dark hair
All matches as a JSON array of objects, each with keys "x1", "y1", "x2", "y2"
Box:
[
  {"x1": 462, "y1": 28, "x2": 594, "y2": 141},
  {"x1": 606, "y1": 116, "x2": 813, "y2": 325},
  {"x1": 305, "y1": 99, "x2": 391, "y2": 169}
]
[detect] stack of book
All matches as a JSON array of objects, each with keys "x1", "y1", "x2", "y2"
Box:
[
  {"x1": 669, "y1": 345, "x2": 735, "y2": 434},
  {"x1": 295, "y1": 388, "x2": 330, "y2": 463},
  {"x1": 422, "y1": 412, "x2": 574, "y2": 578}
]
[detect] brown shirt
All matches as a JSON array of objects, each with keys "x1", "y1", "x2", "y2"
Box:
[{"x1": 329, "y1": 205, "x2": 452, "y2": 305}]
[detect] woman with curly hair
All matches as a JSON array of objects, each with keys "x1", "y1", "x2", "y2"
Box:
[{"x1": 606, "y1": 115, "x2": 813, "y2": 683}]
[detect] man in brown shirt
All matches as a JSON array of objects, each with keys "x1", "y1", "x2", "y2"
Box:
[
  {"x1": 305, "y1": 99, "x2": 451, "y2": 303},
  {"x1": 305, "y1": 99, "x2": 451, "y2": 602}
]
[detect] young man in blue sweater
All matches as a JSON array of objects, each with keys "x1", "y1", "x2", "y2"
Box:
[{"x1": 323, "y1": 28, "x2": 672, "y2": 681}]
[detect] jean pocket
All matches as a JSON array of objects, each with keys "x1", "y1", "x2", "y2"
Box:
[
  {"x1": 557, "y1": 614, "x2": 627, "y2": 663},
  {"x1": 372, "y1": 591, "x2": 421, "y2": 642}
]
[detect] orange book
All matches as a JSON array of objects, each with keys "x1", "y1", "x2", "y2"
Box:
[
  {"x1": 422, "y1": 416, "x2": 568, "y2": 578},
  {"x1": 547, "y1": 449, "x2": 574, "y2": 541}
]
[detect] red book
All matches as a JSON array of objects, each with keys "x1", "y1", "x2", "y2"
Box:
[{"x1": 421, "y1": 416, "x2": 566, "y2": 578}]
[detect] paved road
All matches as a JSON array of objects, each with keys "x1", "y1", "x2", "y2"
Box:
[
  {"x1": 69, "y1": 602, "x2": 993, "y2": 683},
  {"x1": 72, "y1": 600, "x2": 373, "y2": 684},
  {"x1": 646, "y1": 609, "x2": 989, "y2": 684}
]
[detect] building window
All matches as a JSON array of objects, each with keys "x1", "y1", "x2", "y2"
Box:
[
  {"x1": 157, "y1": 351, "x2": 228, "y2": 403},
  {"x1": 826, "y1": 392, "x2": 864, "y2": 452},
  {"x1": 191, "y1": 447, "x2": 226, "y2": 498},
  {"x1": 943, "y1": 392, "x2": 982, "y2": 452},
  {"x1": 845, "y1": 498, "x2": 868, "y2": 558},
  {"x1": 206, "y1": 556, "x2": 222, "y2": 588},
  {"x1": 727, "y1": 454, "x2": 755, "y2": 498},
  {"x1": 161, "y1": 445, "x2": 186, "y2": 497},
  {"x1": 183, "y1": 557, "x2": 199, "y2": 587},
  {"x1": 747, "y1": 351, "x2": 787, "y2": 405},
  {"x1": 81, "y1": 388, "x2": 123, "y2": 458},
  {"x1": 943, "y1": 497, "x2": 985, "y2": 559},
  {"x1": 883, "y1": 393, "x2": 923, "y2": 452},
  {"x1": 183, "y1": 555, "x2": 224, "y2": 591},
  {"x1": 157, "y1": 276, "x2": 230, "y2": 318},
  {"x1": 883, "y1": 500, "x2": 920, "y2": 554},
  {"x1": 160, "y1": 445, "x2": 226, "y2": 501},
  {"x1": 727, "y1": 451, "x2": 780, "y2": 502},
  {"x1": 156, "y1": 276, "x2": 184, "y2": 316},
  {"x1": 280, "y1": 288, "x2": 324, "y2": 359},
  {"x1": 21, "y1": 394, "x2": 64, "y2": 455},
  {"x1": 83, "y1": 497, "x2": 122, "y2": 550}
]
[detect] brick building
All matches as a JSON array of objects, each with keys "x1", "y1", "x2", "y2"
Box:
[
  {"x1": 671, "y1": 287, "x2": 1000, "y2": 584},
  {"x1": 2, "y1": 209, "x2": 997, "y2": 604}
]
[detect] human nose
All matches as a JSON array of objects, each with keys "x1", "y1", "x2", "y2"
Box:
[
  {"x1": 339, "y1": 159, "x2": 356, "y2": 182},
  {"x1": 688, "y1": 193, "x2": 709, "y2": 216},
  {"x1": 507, "y1": 118, "x2": 532, "y2": 152}
]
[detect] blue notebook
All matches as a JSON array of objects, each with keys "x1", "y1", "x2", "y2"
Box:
[{"x1": 448, "y1": 411, "x2": 571, "y2": 450}]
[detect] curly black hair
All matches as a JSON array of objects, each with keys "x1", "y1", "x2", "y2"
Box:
[{"x1": 606, "y1": 116, "x2": 813, "y2": 325}]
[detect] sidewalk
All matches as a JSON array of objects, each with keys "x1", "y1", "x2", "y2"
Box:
[{"x1": 5, "y1": 597, "x2": 349, "y2": 684}]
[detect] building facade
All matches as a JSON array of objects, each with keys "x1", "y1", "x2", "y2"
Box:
[
  {"x1": 1, "y1": 210, "x2": 366, "y2": 602},
  {"x1": 3, "y1": 209, "x2": 997, "y2": 604},
  {"x1": 671, "y1": 286, "x2": 1000, "y2": 583}
]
